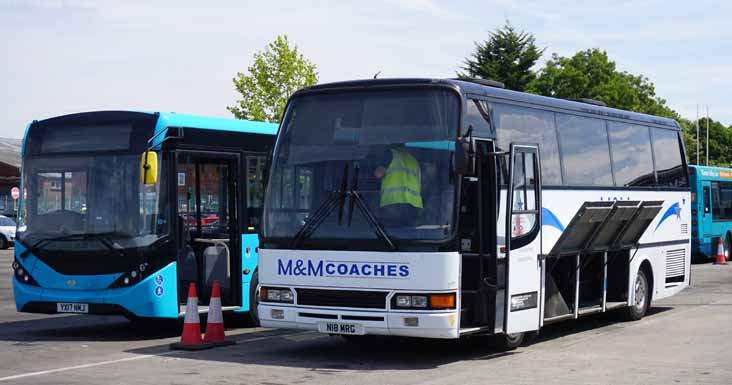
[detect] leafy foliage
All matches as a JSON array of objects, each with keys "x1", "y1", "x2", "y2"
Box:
[
  {"x1": 458, "y1": 21, "x2": 543, "y2": 91},
  {"x1": 682, "y1": 117, "x2": 732, "y2": 167},
  {"x1": 228, "y1": 35, "x2": 318, "y2": 123},
  {"x1": 527, "y1": 49, "x2": 676, "y2": 118}
]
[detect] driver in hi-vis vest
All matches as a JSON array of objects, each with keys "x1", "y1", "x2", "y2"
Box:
[{"x1": 374, "y1": 146, "x2": 422, "y2": 224}]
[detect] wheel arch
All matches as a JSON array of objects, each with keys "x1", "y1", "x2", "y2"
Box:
[{"x1": 638, "y1": 259, "x2": 654, "y2": 305}]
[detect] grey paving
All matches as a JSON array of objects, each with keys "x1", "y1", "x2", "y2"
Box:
[{"x1": 1, "y1": 249, "x2": 730, "y2": 384}]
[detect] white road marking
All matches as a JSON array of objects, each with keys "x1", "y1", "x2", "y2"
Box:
[{"x1": 0, "y1": 331, "x2": 308, "y2": 382}]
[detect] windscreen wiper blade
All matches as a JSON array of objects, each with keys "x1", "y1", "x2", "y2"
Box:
[
  {"x1": 290, "y1": 165, "x2": 349, "y2": 248},
  {"x1": 347, "y1": 163, "x2": 397, "y2": 251}
]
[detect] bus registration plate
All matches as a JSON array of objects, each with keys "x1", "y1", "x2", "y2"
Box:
[
  {"x1": 317, "y1": 321, "x2": 364, "y2": 335},
  {"x1": 57, "y1": 303, "x2": 88, "y2": 313}
]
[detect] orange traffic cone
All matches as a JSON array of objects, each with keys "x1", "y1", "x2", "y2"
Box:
[
  {"x1": 714, "y1": 238, "x2": 728, "y2": 265},
  {"x1": 171, "y1": 283, "x2": 214, "y2": 350},
  {"x1": 204, "y1": 280, "x2": 235, "y2": 346}
]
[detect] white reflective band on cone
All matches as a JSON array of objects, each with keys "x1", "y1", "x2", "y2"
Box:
[
  {"x1": 183, "y1": 296, "x2": 200, "y2": 324},
  {"x1": 207, "y1": 297, "x2": 223, "y2": 323}
]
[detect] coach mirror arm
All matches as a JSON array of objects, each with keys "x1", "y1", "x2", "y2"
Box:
[{"x1": 454, "y1": 126, "x2": 476, "y2": 176}]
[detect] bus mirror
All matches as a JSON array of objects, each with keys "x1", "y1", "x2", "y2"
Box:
[
  {"x1": 454, "y1": 130, "x2": 475, "y2": 176},
  {"x1": 140, "y1": 151, "x2": 158, "y2": 185}
]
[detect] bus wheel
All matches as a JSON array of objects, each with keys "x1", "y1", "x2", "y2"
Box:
[
  {"x1": 623, "y1": 269, "x2": 649, "y2": 321},
  {"x1": 496, "y1": 332, "x2": 524, "y2": 350},
  {"x1": 725, "y1": 233, "x2": 731, "y2": 261},
  {"x1": 0, "y1": 236, "x2": 6, "y2": 250},
  {"x1": 247, "y1": 271, "x2": 260, "y2": 326}
]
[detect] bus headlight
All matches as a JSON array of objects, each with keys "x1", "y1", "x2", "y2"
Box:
[
  {"x1": 12, "y1": 258, "x2": 39, "y2": 287},
  {"x1": 260, "y1": 287, "x2": 294, "y2": 303},
  {"x1": 393, "y1": 293, "x2": 455, "y2": 310},
  {"x1": 108, "y1": 262, "x2": 152, "y2": 289},
  {"x1": 395, "y1": 295, "x2": 428, "y2": 308}
]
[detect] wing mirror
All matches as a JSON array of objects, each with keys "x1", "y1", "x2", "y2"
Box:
[
  {"x1": 454, "y1": 127, "x2": 476, "y2": 176},
  {"x1": 140, "y1": 151, "x2": 158, "y2": 185}
]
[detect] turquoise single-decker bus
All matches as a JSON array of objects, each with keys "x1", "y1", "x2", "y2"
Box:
[
  {"x1": 13, "y1": 111, "x2": 277, "y2": 322},
  {"x1": 689, "y1": 165, "x2": 732, "y2": 261}
]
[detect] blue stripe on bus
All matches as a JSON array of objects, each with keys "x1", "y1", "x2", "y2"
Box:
[
  {"x1": 654, "y1": 202, "x2": 680, "y2": 231},
  {"x1": 542, "y1": 207, "x2": 565, "y2": 232}
]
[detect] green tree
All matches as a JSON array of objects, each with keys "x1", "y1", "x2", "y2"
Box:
[
  {"x1": 528, "y1": 49, "x2": 675, "y2": 118},
  {"x1": 685, "y1": 118, "x2": 732, "y2": 167},
  {"x1": 458, "y1": 21, "x2": 543, "y2": 91},
  {"x1": 228, "y1": 35, "x2": 318, "y2": 123}
]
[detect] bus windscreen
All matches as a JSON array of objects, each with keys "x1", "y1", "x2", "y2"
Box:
[{"x1": 263, "y1": 89, "x2": 460, "y2": 248}]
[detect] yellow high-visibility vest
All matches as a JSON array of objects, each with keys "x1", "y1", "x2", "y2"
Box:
[{"x1": 380, "y1": 148, "x2": 423, "y2": 208}]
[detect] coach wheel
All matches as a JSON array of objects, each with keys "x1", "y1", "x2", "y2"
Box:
[
  {"x1": 623, "y1": 269, "x2": 649, "y2": 321},
  {"x1": 0, "y1": 236, "x2": 6, "y2": 250},
  {"x1": 496, "y1": 332, "x2": 524, "y2": 351},
  {"x1": 725, "y1": 233, "x2": 731, "y2": 261},
  {"x1": 247, "y1": 270, "x2": 260, "y2": 326}
]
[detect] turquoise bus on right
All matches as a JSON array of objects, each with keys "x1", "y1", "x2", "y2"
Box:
[{"x1": 689, "y1": 165, "x2": 732, "y2": 261}]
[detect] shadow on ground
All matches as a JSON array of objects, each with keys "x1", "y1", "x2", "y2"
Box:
[
  {"x1": 0, "y1": 314, "x2": 182, "y2": 342},
  {"x1": 121, "y1": 306, "x2": 674, "y2": 371}
]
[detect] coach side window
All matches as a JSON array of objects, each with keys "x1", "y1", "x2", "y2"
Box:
[
  {"x1": 493, "y1": 103, "x2": 562, "y2": 185},
  {"x1": 556, "y1": 113, "x2": 614, "y2": 186},
  {"x1": 651, "y1": 128, "x2": 688, "y2": 187},
  {"x1": 464, "y1": 98, "x2": 493, "y2": 137},
  {"x1": 608, "y1": 122, "x2": 655, "y2": 186}
]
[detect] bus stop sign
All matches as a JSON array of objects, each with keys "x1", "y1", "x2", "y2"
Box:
[{"x1": 11, "y1": 187, "x2": 19, "y2": 200}]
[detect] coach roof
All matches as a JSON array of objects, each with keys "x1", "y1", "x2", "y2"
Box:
[{"x1": 295, "y1": 78, "x2": 680, "y2": 130}]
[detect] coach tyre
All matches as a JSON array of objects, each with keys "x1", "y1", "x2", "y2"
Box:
[
  {"x1": 623, "y1": 268, "x2": 650, "y2": 321},
  {"x1": 248, "y1": 270, "x2": 260, "y2": 326},
  {"x1": 0, "y1": 236, "x2": 6, "y2": 250},
  {"x1": 496, "y1": 332, "x2": 524, "y2": 350},
  {"x1": 725, "y1": 233, "x2": 731, "y2": 261}
]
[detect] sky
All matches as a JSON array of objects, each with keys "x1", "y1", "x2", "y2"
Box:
[{"x1": 2, "y1": 0, "x2": 731, "y2": 138}]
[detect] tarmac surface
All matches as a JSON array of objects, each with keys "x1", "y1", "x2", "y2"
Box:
[{"x1": 1, "y1": 248, "x2": 730, "y2": 385}]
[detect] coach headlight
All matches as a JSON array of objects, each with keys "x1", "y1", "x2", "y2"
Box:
[
  {"x1": 393, "y1": 293, "x2": 455, "y2": 310},
  {"x1": 260, "y1": 287, "x2": 294, "y2": 304}
]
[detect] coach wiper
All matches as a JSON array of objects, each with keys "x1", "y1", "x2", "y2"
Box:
[
  {"x1": 346, "y1": 163, "x2": 396, "y2": 251},
  {"x1": 290, "y1": 164, "x2": 351, "y2": 248},
  {"x1": 290, "y1": 162, "x2": 397, "y2": 251}
]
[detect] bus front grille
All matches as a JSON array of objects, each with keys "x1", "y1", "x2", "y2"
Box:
[{"x1": 295, "y1": 288, "x2": 388, "y2": 309}]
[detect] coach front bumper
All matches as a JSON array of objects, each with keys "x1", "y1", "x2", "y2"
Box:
[{"x1": 258, "y1": 303, "x2": 459, "y2": 339}]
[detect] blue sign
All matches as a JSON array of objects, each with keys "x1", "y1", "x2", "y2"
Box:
[
  {"x1": 277, "y1": 259, "x2": 409, "y2": 278},
  {"x1": 154, "y1": 274, "x2": 164, "y2": 286},
  {"x1": 154, "y1": 285, "x2": 164, "y2": 297}
]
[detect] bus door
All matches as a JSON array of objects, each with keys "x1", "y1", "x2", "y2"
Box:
[
  {"x1": 503, "y1": 144, "x2": 542, "y2": 333},
  {"x1": 175, "y1": 152, "x2": 240, "y2": 307},
  {"x1": 701, "y1": 181, "x2": 712, "y2": 238}
]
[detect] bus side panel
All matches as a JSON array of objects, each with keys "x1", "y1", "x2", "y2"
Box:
[
  {"x1": 234, "y1": 233, "x2": 259, "y2": 313},
  {"x1": 541, "y1": 189, "x2": 690, "y2": 305}
]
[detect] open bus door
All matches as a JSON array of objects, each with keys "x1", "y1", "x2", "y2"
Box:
[
  {"x1": 175, "y1": 152, "x2": 240, "y2": 308},
  {"x1": 504, "y1": 144, "x2": 542, "y2": 334}
]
